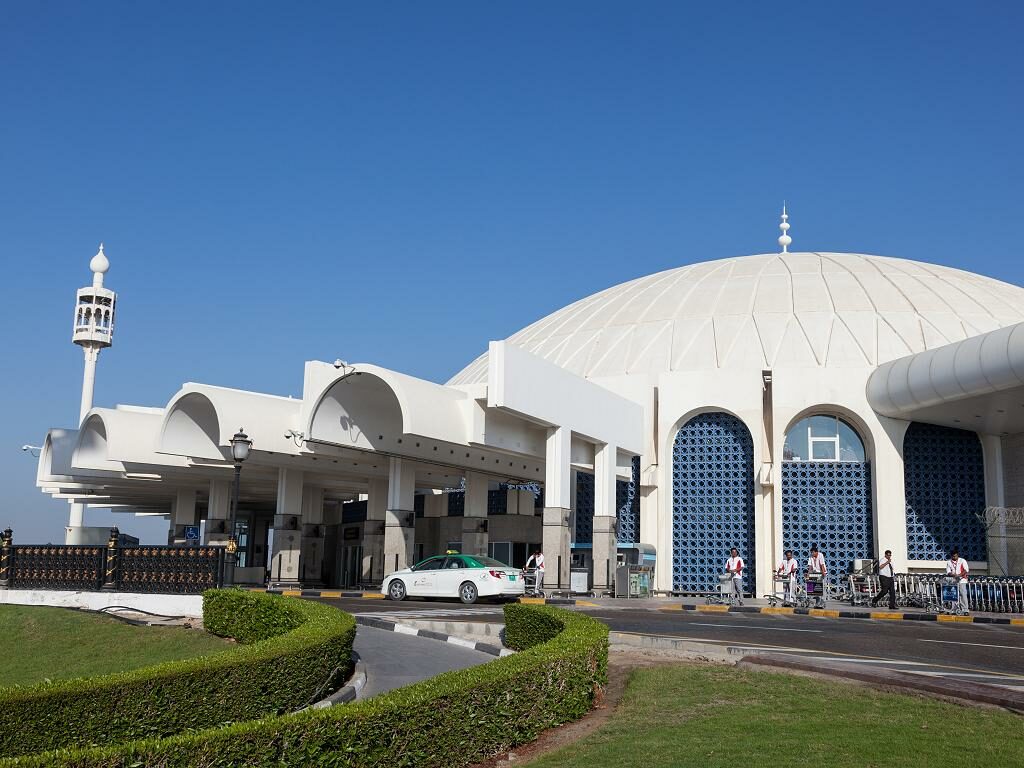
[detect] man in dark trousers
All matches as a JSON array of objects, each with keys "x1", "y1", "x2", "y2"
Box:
[{"x1": 871, "y1": 549, "x2": 897, "y2": 609}]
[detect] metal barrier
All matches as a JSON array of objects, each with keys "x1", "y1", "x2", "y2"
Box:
[
  {"x1": 0, "y1": 527, "x2": 224, "y2": 594},
  {"x1": 886, "y1": 573, "x2": 1024, "y2": 614}
]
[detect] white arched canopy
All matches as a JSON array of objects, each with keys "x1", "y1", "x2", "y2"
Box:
[
  {"x1": 308, "y1": 372, "x2": 405, "y2": 450},
  {"x1": 160, "y1": 392, "x2": 222, "y2": 460}
]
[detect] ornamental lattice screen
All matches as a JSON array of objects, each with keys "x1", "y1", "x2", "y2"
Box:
[
  {"x1": 904, "y1": 422, "x2": 987, "y2": 561},
  {"x1": 574, "y1": 456, "x2": 640, "y2": 545},
  {"x1": 672, "y1": 412, "x2": 755, "y2": 594},
  {"x1": 782, "y1": 461, "x2": 873, "y2": 587}
]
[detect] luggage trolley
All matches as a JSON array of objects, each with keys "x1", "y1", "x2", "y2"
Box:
[
  {"x1": 708, "y1": 572, "x2": 742, "y2": 606},
  {"x1": 766, "y1": 572, "x2": 796, "y2": 607},
  {"x1": 521, "y1": 567, "x2": 545, "y2": 598},
  {"x1": 801, "y1": 572, "x2": 826, "y2": 609},
  {"x1": 933, "y1": 575, "x2": 968, "y2": 616}
]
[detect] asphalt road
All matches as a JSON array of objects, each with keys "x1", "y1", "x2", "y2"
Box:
[
  {"x1": 354, "y1": 625, "x2": 494, "y2": 698},
  {"x1": 321, "y1": 597, "x2": 1024, "y2": 678}
]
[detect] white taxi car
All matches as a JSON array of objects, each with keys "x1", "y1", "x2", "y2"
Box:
[{"x1": 382, "y1": 553, "x2": 525, "y2": 604}]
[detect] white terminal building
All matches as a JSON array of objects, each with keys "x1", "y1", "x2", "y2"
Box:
[{"x1": 35, "y1": 216, "x2": 1024, "y2": 595}]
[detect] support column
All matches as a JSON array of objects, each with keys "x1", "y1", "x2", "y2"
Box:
[
  {"x1": 301, "y1": 486, "x2": 325, "y2": 586},
  {"x1": 543, "y1": 427, "x2": 572, "y2": 591},
  {"x1": 269, "y1": 468, "x2": 304, "y2": 588},
  {"x1": 170, "y1": 489, "x2": 198, "y2": 545},
  {"x1": 462, "y1": 471, "x2": 489, "y2": 557},
  {"x1": 592, "y1": 443, "x2": 618, "y2": 592},
  {"x1": 204, "y1": 479, "x2": 232, "y2": 545},
  {"x1": 384, "y1": 458, "x2": 416, "y2": 575},
  {"x1": 361, "y1": 479, "x2": 387, "y2": 584}
]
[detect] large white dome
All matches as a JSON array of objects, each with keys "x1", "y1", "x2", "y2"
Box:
[{"x1": 449, "y1": 252, "x2": 1024, "y2": 385}]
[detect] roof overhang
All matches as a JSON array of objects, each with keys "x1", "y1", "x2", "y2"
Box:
[{"x1": 867, "y1": 322, "x2": 1024, "y2": 434}]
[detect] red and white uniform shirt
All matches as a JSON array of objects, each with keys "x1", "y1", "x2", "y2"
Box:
[
  {"x1": 807, "y1": 552, "x2": 827, "y2": 576},
  {"x1": 726, "y1": 556, "x2": 744, "y2": 578},
  {"x1": 777, "y1": 557, "x2": 798, "y2": 577},
  {"x1": 946, "y1": 557, "x2": 969, "y2": 583}
]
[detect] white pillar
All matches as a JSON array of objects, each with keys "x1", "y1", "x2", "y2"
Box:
[
  {"x1": 301, "y1": 486, "x2": 325, "y2": 585},
  {"x1": 204, "y1": 479, "x2": 232, "y2": 545},
  {"x1": 170, "y1": 489, "x2": 198, "y2": 545},
  {"x1": 384, "y1": 458, "x2": 416, "y2": 575},
  {"x1": 79, "y1": 346, "x2": 99, "y2": 423},
  {"x1": 361, "y1": 478, "x2": 387, "y2": 584},
  {"x1": 592, "y1": 443, "x2": 618, "y2": 591},
  {"x1": 462, "y1": 471, "x2": 490, "y2": 557},
  {"x1": 269, "y1": 468, "x2": 304, "y2": 587},
  {"x1": 543, "y1": 427, "x2": 572, "y2": 591}
]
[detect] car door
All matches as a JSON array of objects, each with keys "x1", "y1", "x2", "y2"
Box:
[
  {"x1": 408, "y1": 556, "x2": 444, "y2": 596},
  {"x1": 436, "y1": 556, "x2": 469, "y2": 597}
]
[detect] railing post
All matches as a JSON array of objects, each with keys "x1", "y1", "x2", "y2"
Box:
[
  {"x1": 102, "y1": 527, "x2": 120, "y2": 591},
  {"x1": 0, "y1": 528, "x2": 12, "y2": 588}
]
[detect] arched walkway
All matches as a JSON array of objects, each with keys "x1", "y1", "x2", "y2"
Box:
[{"x1": 671, "y1": 412, "x2": 755, "y2": 594}]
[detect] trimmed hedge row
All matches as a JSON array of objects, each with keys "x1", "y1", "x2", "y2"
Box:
[
  {"x1": 7, "y1": 603, "x2": 608, "y2": 768},
  {"x1": 0, "y1": 590, "x2": 355, "y2": 759}
]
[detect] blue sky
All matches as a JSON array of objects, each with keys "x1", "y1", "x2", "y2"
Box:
[{"x1": 2, "y1": 2, "x2": 1022, "y2": 542}]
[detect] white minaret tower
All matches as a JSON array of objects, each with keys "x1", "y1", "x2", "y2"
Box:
[{"x1": 66, "y1": 244, "x2": 117, "y2": 540}]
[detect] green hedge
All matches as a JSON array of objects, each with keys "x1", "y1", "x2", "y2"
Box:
[
  {"x1": 0, "y1": 590, "x2": 355, "y2": 759},
  {"x1": 6, "y1": 603, "x2": 608, "y2": 768}
]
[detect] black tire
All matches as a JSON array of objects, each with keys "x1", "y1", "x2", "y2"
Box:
[
  {"x1": 459, "y1": 581, "x2": 478, "y2": 604},
  {"x1": 388, "y1": 579, "x2": 407, "y2": 601}
]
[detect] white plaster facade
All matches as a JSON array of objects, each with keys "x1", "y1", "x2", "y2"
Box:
[{"x1": 35, "y1": 250, "x2": 1024, "y2": 595}]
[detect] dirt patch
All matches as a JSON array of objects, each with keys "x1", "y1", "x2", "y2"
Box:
[{"x1": 472, "y1": 651, "x2": 700, "y2": 768}]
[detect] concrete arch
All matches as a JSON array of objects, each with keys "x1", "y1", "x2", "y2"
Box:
[
  {"x1": 307, "y1": 372, "x2": 405, "y2": 450},
  {"x1": 161, "y1": 392, "x2": 223, "y2": 460},
  {"x1": 72, "y1": 413, "x2": 125, "y2": 472},
  {"x1": 665, "y1": 404, "x2": 758, "y2": 463}
]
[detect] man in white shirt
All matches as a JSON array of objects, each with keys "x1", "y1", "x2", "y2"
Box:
[
  {"x1": 806, "y1": 545, "x2": 827, "y2": 607},
  {"x1": 524, "y1": 549, "x2": 545, "y2": 595},
  {"x1": 725, "y1": 548, "x2": 745, "y2": 605},
  {"x1": 776, "y1": 549, "x2": 798, "y2": 605},
  {"x1": 872, "y1": 549, "x2": 897, "y2": 610},
  {"x1": 945, "y1": 548, "x2": 970, "y2": 614}
]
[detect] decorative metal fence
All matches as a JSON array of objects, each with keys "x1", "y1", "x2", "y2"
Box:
[{"x1": 0, "y1": 528, "x2": 224, "y2": 594}]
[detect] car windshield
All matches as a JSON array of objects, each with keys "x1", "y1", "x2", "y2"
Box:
[
  {"x1": 466, "y1": 555, "x2": 512, "y2": 568},
  {"x1": 411, "y1": 557, "x2": 445, "y2": 572}
]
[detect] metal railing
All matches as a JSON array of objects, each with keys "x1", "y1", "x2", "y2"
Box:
[
  {"x1": 0, "y1": 528, "x2": 224, "y2": 594},
  {"x1": 843, "y1": 572, "x2": 1024, "y2": 613}
]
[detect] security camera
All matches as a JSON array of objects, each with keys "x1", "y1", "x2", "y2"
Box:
[{"x1": 333, "y1": 359, "x2": 347, "y2": 369}]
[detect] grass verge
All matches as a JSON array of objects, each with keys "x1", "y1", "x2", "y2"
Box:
[
  {"x1": 0, "y1": 605, "x2": 228, "y2": 688},
  {"x1": 523, "y1": 664, "x2": 1024, "y2": 768}
]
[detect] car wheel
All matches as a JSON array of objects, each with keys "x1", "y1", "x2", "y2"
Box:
[
  {"x1": 459, "y1": 581, "x2": 478, "y2": 604},
  {"x1": 388, "y1": 579, "x2": 407, "y2": 601}
]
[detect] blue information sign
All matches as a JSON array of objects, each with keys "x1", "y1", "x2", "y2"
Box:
[{"x1": 184, "y1": 525, "x2": 200, "y2": 542}]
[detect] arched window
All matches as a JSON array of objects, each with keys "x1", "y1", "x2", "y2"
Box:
[
  {"x1": 784, "y1": 415, "x2": 865, "y2": 462},
  {"x1": 782, "y1": 413, "x2": 872, "y2": 585}
]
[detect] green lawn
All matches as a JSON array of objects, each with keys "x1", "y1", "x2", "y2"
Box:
[
  {"x1": 526, "y1": 664, "x2": 1024, "y2": 768},
  {"x1": 0, "y1": 605, "x2": 231, "y2": 688}
]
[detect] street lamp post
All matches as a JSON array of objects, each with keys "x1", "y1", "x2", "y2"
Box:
[{"x1": 224, "y1": 428, "x2": 252, "y2": 587}]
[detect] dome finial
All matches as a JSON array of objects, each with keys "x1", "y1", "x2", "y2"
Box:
[
  {"x1": 778, "y1": 203, "x2": 792, "y2": 254},
  {"x1": 89, "y1": 243, "x2": 110, "y2": 288}
]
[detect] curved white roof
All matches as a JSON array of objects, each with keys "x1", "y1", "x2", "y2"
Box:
[{"x1": 449, "y1": 252, "x2": 1024, "y2": 384}]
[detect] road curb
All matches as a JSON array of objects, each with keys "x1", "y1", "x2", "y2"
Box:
[
  {"x1": 681, "y1": 603, "x2": 1024, "y2": 625},
  {"x1": 266, "y1": 589, "x2": 574, "y2": 607},
  {"x1": 355, "y1": 615, "x2": 514, "y2": 657},
  {"x1": 739, "y1": 653, "x2": 1024, "y2": 711},
  {"x1": 311, "y1": 654, "x2": 367, "y2": 708}
]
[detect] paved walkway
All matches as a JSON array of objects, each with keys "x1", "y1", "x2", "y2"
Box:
[{"x1": 353, "y1": 625, "x2": 495, "y2": 698}]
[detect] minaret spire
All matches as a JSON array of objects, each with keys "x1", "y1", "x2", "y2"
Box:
[{"x1": 778, "y1": 204, "x2": 792, "y2": 254}]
